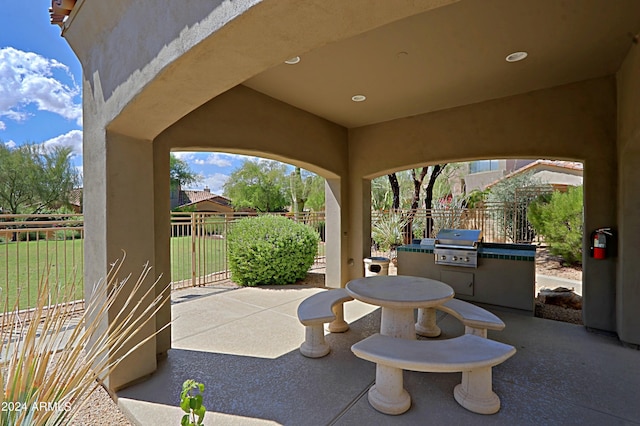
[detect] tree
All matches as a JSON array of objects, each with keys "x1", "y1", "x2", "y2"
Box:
[
  {"x1": 486, "y1": 172, "x2": 549, "y2": 242},
  {"x1": 0, "y1": 143, "x2": 79, "y2": 215},
  {"x1": 424, "y1": 164, "x2": 446, "y2": 237},
  {"x1": 223, "y1": 160, "x2": 288, "y2": 212},
  {"x1": 289, "y1": 167, "x2": 313, "y2": 214},
  {"x1": 170, "y1": 154, "x2": 200, "y2": 190},
  {"x1": 305, "y1": 174, "x2": 325, "y2": 211},
  {"x1": 388, "y1": 173, "x2": 400, "y2": 210},
  {"x1": 371, "y1": 176, "x2": 394, "y2": 211}
]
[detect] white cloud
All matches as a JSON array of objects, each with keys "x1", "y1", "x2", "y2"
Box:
[
  {"x1": 4, "y1": 140, "x2": 16, "y2": 149},
  {"x1": 194, "y1": 153, "x2": 233, "y2": 167},
  {"x1": 0, "y1": 47, "x2": 82, "y2": 126},
  {"x1": 42, "y1": 129, "x2": 83, "y2": 156},
  {"x1": 0, "y1": 121, "x2": 5, "y2": 130},
  {"x1": 200, "y1": 173, "x2": 230, "y2": 195},
  {"x1": 172, "y1": 152, "x2": 195, "y2": 161}
]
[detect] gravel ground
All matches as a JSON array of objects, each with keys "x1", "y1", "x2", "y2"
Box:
[
  {"x1": 533, "y1": 247, "x2": 583, "y2": 325},
  {"x1": 79, "y1": 248, "x2": 583, "y2": 424},
  {"x1": 70, "y1": 386, "x2": 133, "y2": 426}
]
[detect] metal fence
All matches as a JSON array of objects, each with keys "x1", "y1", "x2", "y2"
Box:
[
  {"x1": 2, "y1": 204, "x2": 539, "y2": 310},
  {"x1": 170, "y1": 211, "x2": 326, "y2": 289},
  {"x1": 0, "y1": 214, "x2": 84, "y2": 312},
  {"x1": 0, "y1": 212, "x2": 326, "y2": 310},
  {"x1": 370, "y1": 203, "x2": 541, "y2": 248}
]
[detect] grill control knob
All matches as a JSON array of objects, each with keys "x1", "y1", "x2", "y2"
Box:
[
  {"x1": 464, "y1": 257, "x2": 469, "y2": 262},
  {"x1": 440, "y1": 255, "x2": 446, "y2": 260},
  {"x1": 452, "y1": 256, "x2": 458, "y2": 261}
]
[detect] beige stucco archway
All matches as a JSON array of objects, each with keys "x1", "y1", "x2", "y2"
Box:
[{"x1": 58, "y1": 0, "x2": 640, "y2": 389}]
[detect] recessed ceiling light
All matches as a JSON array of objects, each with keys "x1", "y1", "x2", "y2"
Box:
[
  {"x1": 351, "y1": 94, "x2": 366, "y2": 102},
  {"x1": 505, "y1": 51, "x2": 528, "y2": 62},
  {"x1": 284, "y1": 56, "x2": 300, "y2": 65}
]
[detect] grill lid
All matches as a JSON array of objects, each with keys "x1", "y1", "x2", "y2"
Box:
[{"x1": 435, "y1": 229, "x2": 482, "y2": 248}]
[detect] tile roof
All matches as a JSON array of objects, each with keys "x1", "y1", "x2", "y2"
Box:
[
  {"x1": 179, "y1": 190, "x2": 231, "y2": 208},
  {"x1": 486, "y1": 160, "x2": 583, "y2": 188},
  {"x1": 68, "y1": 188, "x2": 82, "y2": 207}
]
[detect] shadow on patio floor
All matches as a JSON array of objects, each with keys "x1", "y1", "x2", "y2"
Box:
[{"x1": 118, "y1": 284, "x2": 640, "y2": 425}]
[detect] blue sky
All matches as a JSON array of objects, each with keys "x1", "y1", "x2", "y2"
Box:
[{"x1": 0, "y1": 1, "x2": 251, "y2": 194}]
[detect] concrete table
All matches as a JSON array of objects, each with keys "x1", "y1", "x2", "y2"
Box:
[{"x1": 346, "y1": 275, "x2": 454, "y2": 340}]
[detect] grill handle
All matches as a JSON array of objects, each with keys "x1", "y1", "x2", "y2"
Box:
[{"x1": 434, "y1": 244, "x2": 478, "y2": 250}]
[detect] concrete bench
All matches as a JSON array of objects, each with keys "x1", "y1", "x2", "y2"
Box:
[
  {"x1": 297, "y1": 289, "x2": 353, "y2": 358},
  {"x1": 352, "y1": 333, "x2": 515, "y2": 415},
  {"x1": 416, "y1": 299, "x2": 505, "y2": 338}
]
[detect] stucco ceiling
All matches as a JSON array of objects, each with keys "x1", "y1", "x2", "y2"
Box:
[{"x1": 243, "y1": 0, "x2": 640, "y2": 128}]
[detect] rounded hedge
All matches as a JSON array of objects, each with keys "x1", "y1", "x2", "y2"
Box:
[{"x1": 227, "y1": 215, "x2": 320, "y2": 286}]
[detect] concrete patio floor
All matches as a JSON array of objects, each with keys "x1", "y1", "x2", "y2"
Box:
[{"x1": 117, "y1": 282, "x2": 640, "y2": 425}]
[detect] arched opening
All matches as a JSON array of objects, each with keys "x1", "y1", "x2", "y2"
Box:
[
  {"x1": 367, "y1": 158, "x2": 585, "y2": 323},
  {"x1": 166, "y1": 150, "x2": 331, "y2": 290}
]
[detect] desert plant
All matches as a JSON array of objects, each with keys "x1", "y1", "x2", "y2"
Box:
[
  {"x1": 227, "y1": 215, "x2": 319, "y2": 286},
  {"x1": 180, "y1": 380, "x2": 206, "y2": 426},
  {"x1": 371, "y1": 212, "x2": 408, "y2": 254},
  {"x1": 528, "y1": 186, "x2": 583, "y2": 264},
  {"x1": 0, "y1": 254, "x2": 170, "y2": 425}
]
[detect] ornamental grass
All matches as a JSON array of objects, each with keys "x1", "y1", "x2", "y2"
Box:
[{"x1": 0, "y1": 254, "x2": 169, "y2": 425}]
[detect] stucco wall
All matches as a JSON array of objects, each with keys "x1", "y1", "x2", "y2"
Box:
[
  {"x1": 155, "y1": 85, "x2": 348, "y2": 179},
  {"x1": 348, "y1": 77, "x2": 618, "y2": 332},
  {"x1": 64, "y1": 0, "x2": 456, "y2": 141},
  {"x1": 617, "y1": 41, "x2": 640, "y2": 345}
]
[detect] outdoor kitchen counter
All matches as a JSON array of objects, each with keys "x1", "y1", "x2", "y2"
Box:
[
  {"x1": 397, "y1": 243, "x2": 536, "y2": 312},
  {"x1": 398, "y1": 243, "x2": 536, "y2": 261}
]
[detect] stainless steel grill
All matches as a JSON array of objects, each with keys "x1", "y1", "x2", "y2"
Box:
[{"x1": 434, "y1": 229, "x2": 482, "y2": 268}]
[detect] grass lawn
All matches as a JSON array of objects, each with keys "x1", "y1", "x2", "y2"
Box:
[
  {"x1": 0, "y1": 238, "x2": 84, "y2": 311},
  {"x1": 170, "y1": 236, "x2": 228, "y2": 282},
  {"x1": 1, "y1": 235, "x2": 324, "y2": 310}
]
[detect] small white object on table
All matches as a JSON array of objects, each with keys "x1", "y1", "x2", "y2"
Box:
[{"x1": 345, "y1": 275, "x2": 454, "y2": 340}]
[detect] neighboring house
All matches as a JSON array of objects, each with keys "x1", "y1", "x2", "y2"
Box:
[
  {"x1": 462, "y1": 159, "x2": 535, "y2": 193},
  {"x1": 68, "y1": 188, "x2": 83, "y2": 213},
  {"x1": 484, "y1": 160, "x2": 583, "y2": 192},
  {"x1": 170, "y1": 186, "x2": 234, "y2": 213}
]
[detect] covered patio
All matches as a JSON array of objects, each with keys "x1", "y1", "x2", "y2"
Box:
[
  {"x1": 53, "y1": 0, "x2": 640, "y2": 399},
  {"x1": 117, "y1": 282, "x2": 640, "y2": 424}
]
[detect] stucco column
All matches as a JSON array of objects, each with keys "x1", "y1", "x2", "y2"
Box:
[
  {"x1": 325, "y1": 178, "x2": 350, "y2": 332},
  {"x1": 617, "y1": 146, "x2": 640, "y2": 345},
  {"x1": 325, "y1": 178, "x2": 349, "y2": 289},
  {"x1": 616, "y1": 43, "x2": 640, "y2": 346},
  {"x1": 582, "y1": 160, "x2": 617, "y2": 333},
  {"x1": 153, "y1": 143, "x2": 172, "y2": 355},
  {"x1": 84, "y1": 130, "x2": 159, "y2": 390},
  {"x1": 348, "y1": 178, "x2": 372, "y2": 281}
]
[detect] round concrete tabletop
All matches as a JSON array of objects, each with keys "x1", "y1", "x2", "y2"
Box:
[{"x1": 346, "y1": 275, "x2": 454, "y2": 309}]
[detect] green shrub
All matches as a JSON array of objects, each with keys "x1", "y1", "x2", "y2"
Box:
[
  {"x1": 528, "y1": 186, "x2": 583, "y2": 264},
  {"x1": 227, "y1": 215, "x2": 319, "y2": 286}
]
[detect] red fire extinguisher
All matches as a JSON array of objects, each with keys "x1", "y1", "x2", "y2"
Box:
[{"x1": 591, "y1": 228, "x2": 612, "y2": 259}]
